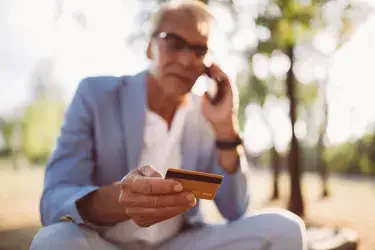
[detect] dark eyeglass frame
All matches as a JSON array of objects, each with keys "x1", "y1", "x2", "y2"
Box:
[{"x1": 152, "y1": 31, "x2": 209, "y2": 59}]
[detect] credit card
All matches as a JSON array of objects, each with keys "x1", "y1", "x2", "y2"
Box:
[{"x1": 165, "y1": 168, "x2": 224, "y2": 200}]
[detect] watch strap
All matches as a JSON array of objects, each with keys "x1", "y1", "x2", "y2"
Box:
[{"x1": 215, "y1": 136, "x2": 243, "y2": 149}]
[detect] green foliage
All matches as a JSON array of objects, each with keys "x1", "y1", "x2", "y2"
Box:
[
  {"x1": 237, "y1": 68, "x2": 285, "y2": 130},
  {"x1": 237, "y1": 70, "x2": 260, "y2": 130},
  {"x1": 322, "y1": 133, "x2": 375, "y2": 175},
  {"x1": 257, "y1": 41, "x2": 278, "y2": 56},
  {"x1": 358, "y1": 155, "x2": 373, "y2": 174},
  {"x1": 298, "y1": 82, "x2": 319, "y2": 108},
  {"x1": 256, "y1": 0, "x2": 319, "y2": 50},
  {"x1": 323, "y1": 141, "x2": 356, "y2": 172},
  {"x1": 268, "y1": 75, "x2": 286, "y2": 97},
  {"x1": 22, "y1": 98, "x2": 65, "y2": 163},
  {"x1": 0, "y1": 119, "x2": 16, "y2": 151},
  {"x1": 276, "y1": 18, "x2": 295, "y2": 47},
  {"x1": 252, "y1": 132, "x2": 375, "y2": 175},
  {"x1": 251, "y1": 78, "x2": 269, "y2": 105},
  {"x1": 237, "y1": 80, "x2": 251, "y2": 130}
]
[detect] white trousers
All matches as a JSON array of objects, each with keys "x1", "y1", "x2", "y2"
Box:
[{"x1": 30, "y1": 209, "x2": 307, "y2": 250}]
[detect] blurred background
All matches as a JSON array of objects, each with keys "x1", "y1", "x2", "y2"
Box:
[{"x1": 0, "y1": 0, "x2": 374, "y2": 249}]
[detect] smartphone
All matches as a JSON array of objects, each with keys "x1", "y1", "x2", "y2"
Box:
[{"x1": 204, "y1": 66, "x2": 225, "y2": 106}]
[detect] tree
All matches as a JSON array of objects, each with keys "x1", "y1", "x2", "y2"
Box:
[
  {"x1": 317, "y1": 82, "x2": 329, "y2": 197},
  {"x1": 254, "y1": 0, "x2": 372, "y2": 216},
  {"x1": 22, "y1": 58, "x2": 66, "y2": 164},
  {"x1": 0, "y1": 117, "x2": 24, "y2": 169},
  {"x1": 238, "y1": 66, "x2": 286, "y2": 199},
  {"x1": 0, "y1": 118, "x2": 16, "y2": 155},
  {"x1": 253, "y1": 5, "x2": 316, "y2": 214},
  {"x1": 125, "y1": 0, "x2": 372, "y2": 214},
  {"x1": 295, "y1": 5, "x2": 372, "y2": 198}
]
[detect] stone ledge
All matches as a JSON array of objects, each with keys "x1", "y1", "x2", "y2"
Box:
[{"x1": 307, "y1": 226, "x2": 359, "y2": 250}]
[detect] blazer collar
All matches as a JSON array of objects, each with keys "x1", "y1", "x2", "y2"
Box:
[{"x1": 118, "y1": 69, "x2": 200, "y2": 177}]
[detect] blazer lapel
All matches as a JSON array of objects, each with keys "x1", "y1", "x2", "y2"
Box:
[{"x1": 119, "y1": 70, "x2": 147, "y2": 172}]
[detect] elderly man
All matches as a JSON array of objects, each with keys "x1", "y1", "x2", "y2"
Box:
[{"x1": 31, "y1": 1, "x2": 306, "y2": 250}]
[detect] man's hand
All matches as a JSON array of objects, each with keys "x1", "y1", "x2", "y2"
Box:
[
  {"x1": 201, "y1": 64, "x2": 241, "y2": 174},
  {"x1": 201, "y1": 63, "x2": 239, "y2": 138},
  {"x1": 119, "y1": 165, "x2": 196, "y2": 227}
]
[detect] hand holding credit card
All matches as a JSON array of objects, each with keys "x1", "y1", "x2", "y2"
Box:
[
  {"x1": 165, "y1": 168, "x2": 224, "y2": 200},
  {"x1": 119, "y1": 165, "x2": 196, "y2": 227}
]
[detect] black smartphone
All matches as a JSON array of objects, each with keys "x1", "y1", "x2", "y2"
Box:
[{"x1": 204, "y1": 66, "x2": 225, "y2": 106}]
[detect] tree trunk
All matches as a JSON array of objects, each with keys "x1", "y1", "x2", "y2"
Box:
[
  {"x1": 271, "y1": 146, "x2": 280, "y2": 199},
  {"x1": 286, "y1": 45, "x2": 304, "y2": 217},
  {"x1": 317, "y1": 80, "x2": 329, "y2": 198},
  {"x1": 260, "y1": 110, "x2": 281, "y2": 200}
]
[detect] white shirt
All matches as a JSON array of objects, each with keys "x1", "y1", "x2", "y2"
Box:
[{"x1": 103, "y1": 96, "x2": 193, "y2": 246}]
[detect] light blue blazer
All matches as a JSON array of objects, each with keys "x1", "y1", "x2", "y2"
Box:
[{"x1": 40, "y1": 69, "x2": 250, "y2": 230}]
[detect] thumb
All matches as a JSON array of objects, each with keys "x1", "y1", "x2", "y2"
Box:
[
  {"x1": 201, "y1": 92, "x2": 212, "y2": 107},
  {"x1": 138, "y1": 164, "x2": 163, "y2": 178}
]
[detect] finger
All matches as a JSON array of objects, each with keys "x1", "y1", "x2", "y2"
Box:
[
  {"x1": 208, "y1": 64, "x2": 238, "y2": 95},
  {"x1": 123, "y1": 175, "x2": 183, "y2": 194},
  {"x1": 138, "y1": 165, "x2": 163, "y2": 178},
  {"x1": 132, "y1": 216, "x2": 154, "y2": 227},
  {"x1": 207, "y1": 64, "x2": 229, "y2": 82},
  {"x1": 121, "y1": 165, "x2": 182, "y2": 194},
  {"x1": 120, "y1": 191, "x2": 195, "y2": 208},
  {"x1": 206, "y1": 70, "x2": 232, "y2": 97},
  {"x1": 202, "y1": 81, "x2": 232, "y2": 107},
  {"x1": 126, "y1": 203, "x2": 195, "y2": 218}
]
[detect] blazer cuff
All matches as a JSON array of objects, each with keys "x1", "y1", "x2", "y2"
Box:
[{"x1": 60, "y1": 186, "x2": 99, "y2": 225}]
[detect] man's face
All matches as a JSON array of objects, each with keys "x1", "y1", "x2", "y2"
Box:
[{"x1": 147, "y1": 10, "x2": 210, "y2": 99}]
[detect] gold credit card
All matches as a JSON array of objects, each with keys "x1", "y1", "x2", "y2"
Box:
[{"x1": 165, "y1": 168, "x2": 224, "y2": 200}]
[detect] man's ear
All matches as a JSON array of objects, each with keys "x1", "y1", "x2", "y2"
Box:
[{"x1": 146, "y1": 41, "x2": 152, "y2": 59}]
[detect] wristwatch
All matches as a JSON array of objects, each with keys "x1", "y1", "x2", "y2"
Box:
[{"x1": 215, "y1": 135, "x2": 243, "y2": 150}]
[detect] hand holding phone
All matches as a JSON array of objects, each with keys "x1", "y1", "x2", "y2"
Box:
[
  {"x1": 200, "y1": 63, "x2": 239, "y2": 142},
  {"x1": 204, "y1": 65, "x2": 226, "y2": 106}
]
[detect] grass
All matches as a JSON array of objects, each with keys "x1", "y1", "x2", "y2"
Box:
[{"x1": 0, "y1": 161, "x2": 374, "y2": 250}]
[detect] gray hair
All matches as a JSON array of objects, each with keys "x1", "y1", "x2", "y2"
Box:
[{"x1": 149, "y1": 0, "x2": 214, "y2": 37}]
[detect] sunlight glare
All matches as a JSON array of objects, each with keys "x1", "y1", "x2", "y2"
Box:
[
  {"x1": 209, "y1": 3, "x2": 236, "y2": 33},
  {"x1": 265, "y1": 102, "x2": 292, "y2": 152},
  {"x1": 244, "y1": 104, "x2": 272, "y2": 154},
  {"x1": 312, "y1": 28, "x2": 339, "y2": 55},
  {"x1": 256, "y1": 26, "x2": 271, "y2": 42},
  {"x1": 295, "y1": 120, "x2": 307, "y2": 140},
  {"x1": 252, "y1": 53, "x2": 270, "y2": 80},
  {"x1": 326, "y1": 14, "x2": 375, "y2": 145},
  {"x1": 269, "y1": 52, "x2": 290, "y2": 78}
]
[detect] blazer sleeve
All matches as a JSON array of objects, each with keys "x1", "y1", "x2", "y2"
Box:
[
  {"x1": 40, "y1": 78, "x2": 100, "y2": 227},
  {"x1": 202, "y1": 133, "x2": 251, "y2": 222}
]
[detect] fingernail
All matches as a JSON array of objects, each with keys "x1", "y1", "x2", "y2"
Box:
[
  {"x1": 186, "y1": 193, "x2": 195, "y2": 201},
  {"x1": 173, "y1": 183, "x2": 183, "y2": 192},
  {"x1": 189, "y1": 199, "x2": 197, "y2": 207}
]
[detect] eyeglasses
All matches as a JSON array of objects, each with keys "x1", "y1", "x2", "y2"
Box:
[{"x1": 152, "y1": 31, "x2": 209, "y2": 59}]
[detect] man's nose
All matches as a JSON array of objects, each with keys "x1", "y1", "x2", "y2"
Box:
[{"x1": 177, "y1": 49, "x2": 196, "y2": 67}]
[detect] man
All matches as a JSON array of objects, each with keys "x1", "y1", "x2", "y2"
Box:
[{"x1": 31, "y1": 1, "x2": 307, "y2": 250}]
